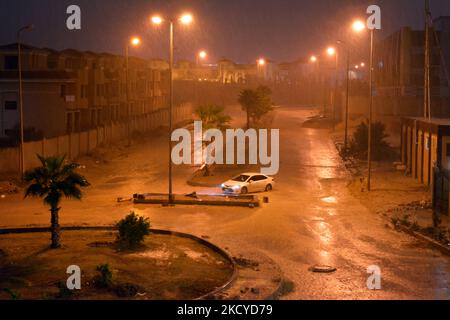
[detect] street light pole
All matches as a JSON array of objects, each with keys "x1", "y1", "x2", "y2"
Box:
[
  {"x1": 367, "y1": 28, "x2": 374, "y2": 191},
  {"x1": 125, "y1": 45, "x2": 131, "y2": 147},
  {"x1": 125, "y1": 37, "x2": 141, "y2": 148},
  {"x1": 168, "y1": 20, "x2": 174, "y2": 204},
  {"x1": 152, "y1": 13, "x2": 192, "y2": 205},
  {"x1": 333, "y1": 50, "x2": 339, "y2": 130},
  {"x1": 17, "y1": 25, "x2": 33, "y2": 177},
  {"x1": 344, "y1": 46, "x2": 350, "y2": 153}
]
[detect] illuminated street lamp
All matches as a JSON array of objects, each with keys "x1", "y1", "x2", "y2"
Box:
[
  {"x1": 360, "y1": 62, "x2": 365, "y2": 67},
  {"x1": 125, "y1": 36, "x2": 141, "y2": 147},
  {"x1": 310, "y1": 55, "x2": 322, "y2": 110},
  {"x1": 258, "y1": 58, "x2": 266, "y2": 66},
  {"x1": 327, "y1": 47, "x2": 336, "y2": 56},
  {"x1": 197, "y1": 50, "x2": 207, "y2": 65},
  {"x1": 17, "y1": 24, "x2": 34, "y2": 177},
  {"x1": 352, "y1": 19, "x2": 374, "y2": 191},
  {"x1": 151, "y1": 13, "x2": 193, "y2": 204},
  {"x1": 199, "y1": 50, "x2": 207, "y2": 59},
  {"x1": 326, "y1": 46, "x2": 338, "y2": 129}
]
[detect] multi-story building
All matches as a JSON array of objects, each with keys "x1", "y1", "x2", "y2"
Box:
[
  {"x1": 0, "y1": 43, "x2": 169, "y2": 139},
  {"x1": 375, "y1": 16, "x2": 450, "y2": 98}
]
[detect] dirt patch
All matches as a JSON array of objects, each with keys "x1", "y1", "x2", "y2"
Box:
[{"x1": 0, "y1": 230, "x2": 234, "y2": 300}]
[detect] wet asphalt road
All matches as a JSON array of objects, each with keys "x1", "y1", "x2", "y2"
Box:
[{"x1": 1, "y1": 106, "x2": 449, "y2": 299}]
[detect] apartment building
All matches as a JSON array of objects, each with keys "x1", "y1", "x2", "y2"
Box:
[
  {"x1": 0, "y1": 43, "x2": 169, "y2": 139},
  {"x1": 375, "y1": 16, "x2": 450, "y2": 98}
]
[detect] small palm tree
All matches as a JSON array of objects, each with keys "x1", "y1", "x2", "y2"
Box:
[
  {"x1": 195, "y1": 104, "x2": 231, "y2": 130},
  {"x1": 24, "y1": 155, "x2": 90, "y2": 248}
]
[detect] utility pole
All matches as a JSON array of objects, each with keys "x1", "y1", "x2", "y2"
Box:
[
  {"x1": 125, "y1": 45, "x2": 131, "y2": 147},
  {"x1": 367, "y1": 29, "x2": 375, "y2": 192},
  {"x1": 168, "y1": 21, "x2": 174, "y2": 204},
  {"x1": 333, "y1": 51, "x2": 339, "y2": 131},
  {"x1": 344, "y1": 47, "x2": 351, "y2": 153},
  {"x1": 424, "y1": 0, "x2": 432, "y2": 121}
]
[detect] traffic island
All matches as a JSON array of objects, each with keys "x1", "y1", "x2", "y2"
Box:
[
  {"x1": 131, "y1": 193, "x2": 260, "y2": 208},
  {"x1": 0, "y1": 227, "x2": 237, "y2": 300}
]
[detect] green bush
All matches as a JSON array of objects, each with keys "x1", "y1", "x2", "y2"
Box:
[
  {"x1": 55, "y1": 281, "x2": 75, "y2": 299},
  {"x1": 116, "y1": 212, "x2": 151, "y2": 249},
  {"x1": 93, "y1": 264, "x2": 113, "y2": 289},
  {"x1": 348, "y1": 121, "x2": 394, "y2": 160}
]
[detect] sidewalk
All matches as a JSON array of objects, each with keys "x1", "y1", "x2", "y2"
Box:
[{"x1": 329, "y1": 117, "x2": 450, "y2": 249}]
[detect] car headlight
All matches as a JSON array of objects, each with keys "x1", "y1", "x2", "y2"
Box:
[{"x1": 221, "y1": 184, "x2": 225, "y2": 188}]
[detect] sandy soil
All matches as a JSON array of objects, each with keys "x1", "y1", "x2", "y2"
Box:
[{"x1": 0, "y1": 231, "x2": 233, "y2": 300}]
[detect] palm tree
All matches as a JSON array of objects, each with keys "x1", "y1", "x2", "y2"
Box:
[
  {"x1": 24, "y1": 155, "x2": 90, "y2": 248},
  {"x1": 238, "y1": 89, "x2": 258, "y2": 129},
  {"x1": 238, "y1": 87, "x2": 273, "y2": 129},
  {"x1": 195, "y1": 104, "x2": 231, "y2": 130}
]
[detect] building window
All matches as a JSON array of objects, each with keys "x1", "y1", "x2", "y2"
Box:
[
  {"x1": 4, "y1": 55, "x2": 18, "y2": 70},
  {"x1": 4, "y1": 101, "x2": 17, "y2": 110},
  {"x1": 446, "y1": 143, "x2": 450, "y2": 157},
  {"x1": 60, "y1": 85, "x2": 66, "y2": 98}
]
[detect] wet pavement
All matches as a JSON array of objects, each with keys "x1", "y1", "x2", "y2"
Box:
[{"x1": 0, "y1": 106, "x2": 449, "y2": 299}]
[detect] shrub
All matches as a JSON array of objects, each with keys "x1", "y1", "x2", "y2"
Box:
[
  {"x1": 347, "y1": 120, "x2": 394, "y2": 161},
  {"x1": 55, "y1": 281, "x2": 75, "y2": 299},
  {"x1": 116, "y1": 212, "x2": 151, "y2": 249},
  {"x1": 3, "y1": 288, "x2": 21, "y2": 300},
  {"x1": 93, "y1": 264, "x2": 113, "y2": 289}
]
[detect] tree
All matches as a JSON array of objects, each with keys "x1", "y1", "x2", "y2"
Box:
[
  {"x1": 195, "y1": 104, "x2": 231, "y2": 130},
  {"x1": 238, "y1": 86, "x2": 273, "y2": 129},
  {"x1": 24, "y1": 155, "x2": 90, "y2": 248},
  {"x1": 348, "y1": 121, "x2": 392, "y2": 160}
]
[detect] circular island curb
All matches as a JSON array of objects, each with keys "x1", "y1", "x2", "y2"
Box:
[{"x1": 0, "y1": 226, "x2": 238, "y2": 300}]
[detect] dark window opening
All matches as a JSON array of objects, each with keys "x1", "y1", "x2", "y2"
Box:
[
  {"x1": 60, "y1": 85, "x2": 66, "y2": 98},
  {"x1": 4, "y1": 101, "x2": 17, "y2": 110},
  {"x1": 4, "y1": 55, "x2": 18, "y2": 70},
  {"x1": 446, "y1": 143, "x2": 450, "y2": 157}
]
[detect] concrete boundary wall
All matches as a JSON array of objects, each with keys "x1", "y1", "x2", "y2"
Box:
[{"x1": 0, "y1": 104, "x2": 193, "y2": 174}]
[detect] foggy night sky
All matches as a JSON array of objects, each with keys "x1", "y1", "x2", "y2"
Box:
[{"x1": 0, "y1": 0, "x2": 450, "y2": 63}]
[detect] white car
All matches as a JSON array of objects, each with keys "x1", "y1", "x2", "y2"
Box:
[{"x1": 221, "y1": 173, "x2": 275, "y2": 194}]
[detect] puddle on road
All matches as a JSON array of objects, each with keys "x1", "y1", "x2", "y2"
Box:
[{"x1": 321, "y1": 196, "x2": 337, "y2": 204}]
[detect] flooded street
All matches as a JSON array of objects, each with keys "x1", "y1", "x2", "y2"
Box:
[{"x1": 1, "y1": 106, "x2": 449, "y2": 299}]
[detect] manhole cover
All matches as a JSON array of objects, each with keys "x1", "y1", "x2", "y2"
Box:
[{"x1": 310, "y1": 265, "x2": 337, "y2": 273}]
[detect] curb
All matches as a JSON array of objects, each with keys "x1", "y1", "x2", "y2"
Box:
[
  {"x1": 394, "y1": 224, "x2": 450, "y2": 257},
  {"x1": 262, "y1": 255, "x2": 286, "y2": 300},
  {"x1": 0, "y1": 226, "x2": 238, "y2": 300}
]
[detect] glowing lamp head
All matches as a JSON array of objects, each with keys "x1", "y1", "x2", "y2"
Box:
[
  {"x1": 327, "y1": 47, "x2": 336, "y2": 56},
  {"x1": 258, "y1": 58, "x2": 266, "y2": 66},
  {"x1": 130, "y1": 37, "x2": 141, "y2": 46},
  {"x1": 352, "y1": 20, "x2": 366, "y2": 33},
  {"x1": 310, "y1": 55, "x2": 318, "y2": 63},
  {"x1": 360, "y1": 62, "x2": 365, "y2": 67},
  {"x1": 180, "y1": 14, "x2": 193, "y2": 25},
  {"x1": 151, "y1": 16, "x2": 163, "y2": 25},
  {"x1": 199, "y1": 51, "x2": 207, "y2": 59},
  {"x1": 355, "y1": 65, "x2": 359, "y2": 69}
]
